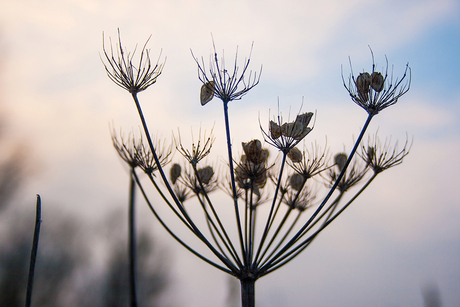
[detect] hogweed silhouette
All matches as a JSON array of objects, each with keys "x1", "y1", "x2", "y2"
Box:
[{"x1": 102, "y1": 30, "x2": 412, "y2": 307}]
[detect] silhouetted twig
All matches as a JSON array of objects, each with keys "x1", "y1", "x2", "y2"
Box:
[{"x1": 25, "y1": 194, "x2": 42, "y2": 307}]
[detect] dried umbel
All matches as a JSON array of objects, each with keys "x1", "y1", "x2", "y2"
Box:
[
  {"x1": 242, "y1": 139, "x2": 269, "y2": 164},
  {"x1": 359, "y1": 133, "x2": 412, "y2": 174},
  {"x1": 192, "y1": 40, "x2": 261, "y2": 103},
  {"x1": 235, "y1": 140, "x2": 269, "y2": 190},
  {"x1": 263, "y1": 110, "x2": 314, "y2": 152},
  {"x1": 101, "y1": 29, "x2": 165, "y2": 94},
  {"x1": 103, "y1": 34, "x2": 412, "y2": 307},
  {"x1": 328, "y1": 153, "x2": 368, "y2": 192},
  {"x1": 343, "y1": 49, "x2": 411, "y2": 115},
  {"x1": 175, "y1": 127, "x2": 215, "y2": 166}
]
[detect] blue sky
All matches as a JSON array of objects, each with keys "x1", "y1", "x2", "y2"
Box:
[{"x1": 1, "y1": 0, "x2": 460, "y2": 306}]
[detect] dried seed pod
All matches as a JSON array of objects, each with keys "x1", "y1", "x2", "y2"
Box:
[
  {"x1": 295, "y1": 112, "x2": 313, "y2": 126},
  {"x1": 289, "y1": 173, "x2": 304, "y2": 191},
  {"x1": 294, "y1": 125, "x2": 312, "y2": 141},
  {"x1": 269, "y1": 120, "x2": 282, "y2": 139},
  {"x1": 242, "y1": 139, "x2": 263, "y2": 163},
  {"x1": 170, "y1": 163, "x2": 181, "y2": 184},
  {"x1": 287, "y1": 147, "x2": 303, "y2": 163},
  {"x1": 334, "y1": 153, "x2": 348, "y2": 172},
  {"x1": 254, "y1": 168, "x2": 268, "y2": 188},
  {"x1": 260, "y1": 149, "x2": 269, "y2": 163},
  {"x1": 197, "y1": 166, "x2": 214, "y2": 184},
  {"x1": 356, "y1": 72, "x2": 371, "y2": 94},
  {"x1": 281, "y1": 122, "x2": 303, "y2": 138},
  {"x1": 370, "y1": 72, "x2": 384, "y2": 92},
  {"x1": 200, "y1": 81, "x2": 215, "y2": 105}
]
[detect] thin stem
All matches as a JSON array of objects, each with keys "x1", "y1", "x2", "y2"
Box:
[
  {"x1": 128, "y1": 169, "x2": 138, "y2": 307},
  {"x1": 222, "y1": 100, "x2": 246, "y2": 264},
  {"x1": 132, "y1": 93, "x2": 235, "y2": 271},
  {"x1": 133, "y1": 171, "x2": 235, "y2": 274},
  {"x1": 253, "y1": 153, "x2": 287, "y2": 268},
  {"x1": 260, "y1": 113, "x2": 374, "y2": 274},
  {"x1": 25, "y1": 195, "x2": 42, "y2": 307},
  {"x1": 261, "y1": 173, "x2": 378, "y2": 276}
]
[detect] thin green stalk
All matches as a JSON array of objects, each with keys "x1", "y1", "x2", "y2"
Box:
[{"x1": 25, "y1": 195, "x2": 42, "y2": 307}]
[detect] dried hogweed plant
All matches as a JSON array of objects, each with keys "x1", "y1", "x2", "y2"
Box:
[{"x1": 102, "y1": 31, "x2": 412, "y2": 307}]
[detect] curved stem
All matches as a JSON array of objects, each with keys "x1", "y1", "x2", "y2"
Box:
[
  {"x1": 133, "y1": 171, "x2": 235, "y2": 274},
  {"x1": 131, "y1": 93, "x2": 234, "y2": 271},
  {"x1": 260, "y1": 113, "x2": 374, "y2": 273},
  {"x1": 261, "y1": 173, "x2": 378, "y2": 276},
  {"x1": 25, "y1": 195, "x2": 42, "y2": 307}
]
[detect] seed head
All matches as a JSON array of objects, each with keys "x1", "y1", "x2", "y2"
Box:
[
  {"x1": 358, "y1": 132, "x2": 412, "y2": 174},
  {"x1": 262, "y1": 108, "x2": 314, "y2": 153},
  {"x1": 101, "y1": 29, "x2": 165, "y2": 94},
  {"x1": 343, "y1": 49, "x2": 410, "y2": 115}
]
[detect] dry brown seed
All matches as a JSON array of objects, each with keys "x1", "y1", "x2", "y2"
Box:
[
  {"x1": 242, "y1": 139, "x2": 263, "y2": 163},
  {"x1": 294, "y1": 126, "x2": 312, "y2": 141},
  {"x1": 296, "y1": 112, "x2": 313, "y2": 126},
  {"x1": 334, "y1": 153, "x2": 348, "y2": 171},
  {"x1": 200, "y1": 81, "x2": 215, "y2": 105},
  {"x1": 287, "y1": 147, "x2": 303, "y2": 163},
  {"x1": 289, "y1": 173, "x2": 304, "y2": 191},
  {"x1": 356, "y1": 72, "x2": 371, "y2": 94},
  {"x1": 269, "y1": 120, "x2": 282, "y2": 139},
  {"x1": 197, "y1": 166, "x2": 214, "y2": 184},
  {"x1": 370, "y1": 72, "x2": 384, "y2": 92},
  {"x1": 281, "y1": 122, "x2": 303, "y2": 138},
  {"x1": 170, "y1": 163, "x2": 181, "y2": 184}
]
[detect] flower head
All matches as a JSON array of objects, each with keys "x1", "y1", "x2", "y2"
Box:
[
  {"x1": 359, "y1": 132, "x2": 412, "y2": 174},
  {"x1": 288, "y1": 141, "x2": 330, "y2": 179},
  {"x1": 261, "y1": 105, "x2": 314, "y2": 153},
  {"x1": 326, "y1": 152, "x2": 368, "y2": 192},
  {"x1": 192, "y1": 39, "x2": 261, "y2": 104},
  {"x1": 101, "y1": 29, "x2": 165, "y2": 94},
  {"x1": 343, "y1": 49, "x2": 410, "y2": 115},
  {"x1": 111, "y1": 127, "x2": 172, "y2": 173},
  {"x1": 174, "y1": 127, "x2": 215, "y2": 166}
]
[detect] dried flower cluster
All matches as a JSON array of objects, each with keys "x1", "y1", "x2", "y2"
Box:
[
  {"x1": 102, "y1": 32, "x2": 411, "y2": 307},
  {"x1": 343, "y1": 50, "x2": 411, "y2": 115},
  {"x1": 263, "y1": 111, "x2": 314, "y2": 153}
]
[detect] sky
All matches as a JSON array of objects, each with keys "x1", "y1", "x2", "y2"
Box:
[{"x1": 1, "y1": 0, "x2": 460, "y2": 306}]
